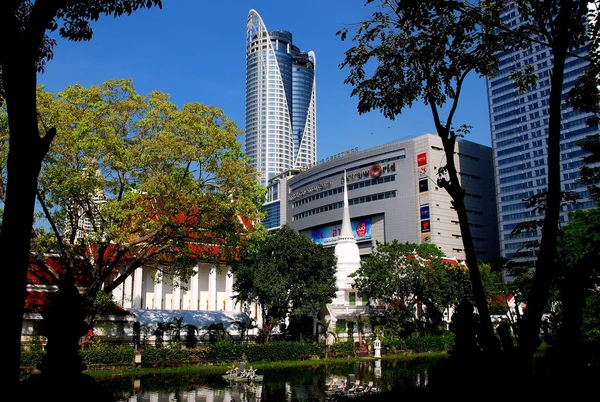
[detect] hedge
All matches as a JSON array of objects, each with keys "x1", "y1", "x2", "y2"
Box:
[{"x1": 20, "y1": 335, "x2": 454, "y2": 368}]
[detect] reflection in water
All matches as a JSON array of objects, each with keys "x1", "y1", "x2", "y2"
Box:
[{"x1": 110, "y1": 357, "x2": 443, "y2": 402}]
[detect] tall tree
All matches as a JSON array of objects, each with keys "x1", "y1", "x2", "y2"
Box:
[
  {"x1": 0, "y1": 78, "x2": 266, "y2": 324},
  {"x1": 504, "y1": 0, "x2": 596, "y2": 360},
  {"x1": 230, "y1": 225, "x2": 338, "y2": 343},
  {"x1": 351, "y1": 241, "x2": 472, "y2": 337},
  {"x1": 337, "y1": 0, "x2": 505, "y2": 352},
  {"x1": 0, "y1": 1, "x2": 163, "y2": 391},
  {"x1": 338, "y1": 0, "x2": 596, "y2": 359}
]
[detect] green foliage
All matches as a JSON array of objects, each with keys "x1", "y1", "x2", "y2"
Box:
[
  {"x1": 242, "y1": 341, "x2": 319, "y2": 362},
  {"x1": 92, "y1": 291, "x2": 115, "y2": 315},
  {"x1": 325, "y1": 341, "x2": 355, "y2": 358},
  {"x1": 136, "y1": 346, "x2": 188, "y2": 366},
  {"x1": 352, "y1": 240, "x2": 471, "y2": 336},
  {"x1": 19, "y1": 347, "x2": 44, "y2": 368},
  {"x1": 381, "y1": 334, "x2": 455, "y2": 354},
  {"x1": 582, "y1": 292, "x2": 600, "y2": 342},
  {"x1": 81, "y1": 344, "x2": 135, "y2": 365},
  {"x1": 208, "y1": 339, "x2": 243, "y2": 362},
  {"x1": 231, "y1": 225, "x2": 338, "y2": 342},
  {"x1": 337, "y1": 0, "x2": 502, "y2": 120},
  {"x1": 558, "y1": 208, "x2": 600, "y2": 286},
  {"x1": 3, "y1": 79, "x2": 267, "y2": 322},
  {"x1": 576, "y1": 134, "x2": 600, "y2": 201},
  {"x1": 19, "y1": 335, "x2": 456, "y2": 368}
]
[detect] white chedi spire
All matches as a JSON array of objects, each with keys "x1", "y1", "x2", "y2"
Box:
[{"x1": 334, "y1": 170, "x2": 361, "y2": 291}]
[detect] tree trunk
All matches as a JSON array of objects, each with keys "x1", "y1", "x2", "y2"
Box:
[
  {"x1": 2, "y1": 57, "x2": 51, "y2": 393},
  {"x1": 517, "y1": 36, "x2": 569, "y2": 360},
  {"x1": 440, "y1": 134, "x2": 501, "y2": 354},
  {"x1": 454, "y1": 192, "x2": 500, "y2": 353}
]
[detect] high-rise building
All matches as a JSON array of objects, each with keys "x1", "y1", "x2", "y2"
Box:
[
  {"x1": 487, "y1": 3, "x2": 599, "y2": 262},
  {"x1": 245, "y1": 9, "x2": 317, "y2": 187}
]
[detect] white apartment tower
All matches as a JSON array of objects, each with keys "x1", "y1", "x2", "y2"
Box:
[{"x1": 245, "y1": 9, "x2": 317, "y2": 187}]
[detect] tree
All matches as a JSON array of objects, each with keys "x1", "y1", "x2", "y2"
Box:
[
  {"x1": 230, "y1": 225, "x2": 338, "y2": 343},
  {"x1": 0, "y1": 1, "x2": 163, "y2": 391},
  {"x1": 15, "y1": 79, "x2": 264, "y2": 321},
  {"x1": 337, "y1": 0, "x2": 505, "y2": 352},
  {"x1": 338, "y1": 0, "x2": 596, "y2": 359},
  {"x1": 351, "y1": 241, "x2": 472, "y2": 337},
  {"x1": 505, "y1": 0, "x2": 598, "y2": 360},
  {"x1": 0, "y1": 79, "x2": 266, "y2": 370}
]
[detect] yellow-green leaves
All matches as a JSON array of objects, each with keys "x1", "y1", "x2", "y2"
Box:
[{"x1": 23, "y1": 79, "x2": 265, "y2": 292}]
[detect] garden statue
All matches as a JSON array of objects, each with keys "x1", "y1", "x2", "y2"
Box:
[{"x1": 20, "y1": 275, "x2": 115, "y2": 401}]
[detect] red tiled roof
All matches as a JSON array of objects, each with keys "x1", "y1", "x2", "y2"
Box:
[{"x1": 24, "y1": 290, "x2": 131, "y2": 316}]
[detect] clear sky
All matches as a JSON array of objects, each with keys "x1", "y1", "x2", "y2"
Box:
[{"x1": 38, "y1": 0, "x2": 493, "y2": 161}]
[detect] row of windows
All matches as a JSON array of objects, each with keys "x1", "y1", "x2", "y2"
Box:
[
  {"x1": 496, "y1": 134, "x2": 529, "y2": 148},
  {"x1": 497, "y1": 152, "x2": 530, "y2": 166},
  {"x1": 500, "y1": 181, "x2": 534, "y2": 193},
  {"x1": 292, "y1": 191, "x2": 397, "y2": 222},
  {"x1": 498, "y1": 162, "x2": 532, "y2": 175},
  {"x1": 497, "y1": 143, "x2": 529, "y2": 157},
  {"x1": 291, "y1": 175, "x2": 396, "y2": 208},
  {"x1": 499, "y1": 171, "x2": 533, "y2": 184}
]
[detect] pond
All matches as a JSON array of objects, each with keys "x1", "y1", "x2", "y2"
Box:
[{"x1": 98, "y1": 357, "x2": 442, "y2": 401}]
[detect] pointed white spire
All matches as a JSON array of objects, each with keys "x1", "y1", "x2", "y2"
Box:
[
  {"x1": 334, "y1": 169, "x2": 361, "y2": 290},
  {"x1": 340, "y1": 170, "x2": 353, "y2": 238}
]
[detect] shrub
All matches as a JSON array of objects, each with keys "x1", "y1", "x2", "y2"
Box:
[
  {"x1": 328, "y1": 340, "x2": 354, "y2": 358},
  {"x1": 209, "y1": 339, "x2": 244, "y2": 363},
  {"x1": 20, "y1": 347, "x2": 44, "y2": 368},
  {"x1": 82, "y1": 344, "x2": 135, "y2": 365},
  {"x1": 19, "y1": 334, "x2": 455, "y2": 368}
]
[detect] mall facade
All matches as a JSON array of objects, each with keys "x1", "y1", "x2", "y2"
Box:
[{"x1": 265, "y1": 134, "x2": 500, "y2": 262}]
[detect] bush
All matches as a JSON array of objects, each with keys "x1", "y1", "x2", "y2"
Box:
[
  {"x1": 138, "y1": 345, "x2": 188, "y2": 365},
  {"x1": 19, "y1": 334, "x2": 454, "y2": 368},
  {"x1": 82, "y1": 344, "x2": 135, "y2": 365},
  {"x1": 243, "y1": 341, "x2": 318, "y2": 362},
  {"x1": 20, "y1": 347, "x2": 44, "y2": 368},
  {"x1": 209, "y1": 339, "x2": 244, "y2": 363},
  {"x1": 405, "y1": 334, "x2": 454, "y2": 353},
  {"x1": 327, "y1": 341, "x2": 355, "y2": 358}
]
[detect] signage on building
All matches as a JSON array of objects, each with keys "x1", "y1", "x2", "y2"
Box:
[
  {"x1": 342, "y1": 162, "x2": 396, "y2": 184},
  {"x1": 288, "y1": 181, "x2": 332, "y2": 202},
  {"x1": 299, "y1": 147, "x2": 360, "y2": 172},
  {"x1": 418, "y1": 165, "x2": 427, "y2": 177},
  {"x1": 421, "y1": 220, "x2": 431, "y2": 233},
  {"x1": 311, "y1": 218, "x2": 372, "y2": 245},
  {"x1": 419, "y1": 179, "x2": 428, "y2": 193},
  {"x1": 420, "y1": 205, "x2": 430, "y2": 220},
  {"x1": 421, "y1": 233, "x2": 431, "y2": 243},
  {"x1": 320, "y1": 147, "x2": 360, "y2": 164},
  {"x1": 417, "y1": 152, "x2": 427, "y2": 166}
]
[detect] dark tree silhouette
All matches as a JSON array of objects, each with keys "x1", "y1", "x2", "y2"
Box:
[{"x1": 0, "y1": 0, "x2": 163, "y2": 394}]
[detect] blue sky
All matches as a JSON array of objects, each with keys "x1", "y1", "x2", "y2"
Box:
[{"x1": 38, "y1": 0, "x2": 493, "y2": 160}]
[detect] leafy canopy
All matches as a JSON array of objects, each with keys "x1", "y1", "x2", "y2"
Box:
[
  {"x1": 231, "y1": 225, "x2": 338, "y2": 341},
  {"x1": 0, "y1": 79, "x2": 266, "y2": 314},
  {"x1": 351, "y1": 240, "x2": 472, "y2": 317}
]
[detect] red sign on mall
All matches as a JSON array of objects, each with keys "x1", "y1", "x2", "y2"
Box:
[{"x1": 417, "y1": 152, "x2": 427, "y2": 166}]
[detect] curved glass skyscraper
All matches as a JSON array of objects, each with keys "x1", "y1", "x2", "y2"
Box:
[{"x1": 245, "y1": 9, "x2": 317, "y2": 187}]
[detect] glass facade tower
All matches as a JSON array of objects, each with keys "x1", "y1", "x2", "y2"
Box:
[
  {"x1": 487, "y1": 3, "x2": 598, "y2": 262},
  {"x1": 246, "y1": 10, "x2": 317, "y2": 187}
]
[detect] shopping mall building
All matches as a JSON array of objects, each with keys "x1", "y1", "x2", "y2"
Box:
[{"x1": 264, "y1": 134, "x2": 500, "y2": 262}]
